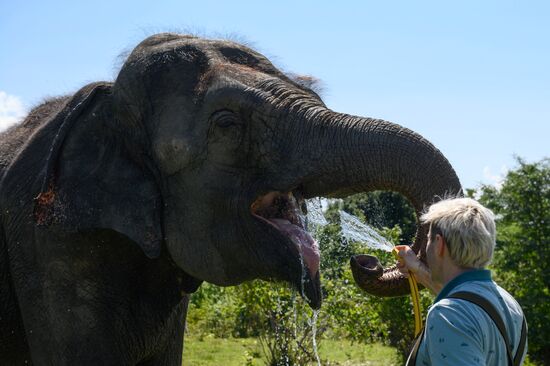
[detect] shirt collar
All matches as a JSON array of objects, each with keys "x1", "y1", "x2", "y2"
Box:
[{"x1": 435, "y1": 269, "x2": 492, "y2": 303}]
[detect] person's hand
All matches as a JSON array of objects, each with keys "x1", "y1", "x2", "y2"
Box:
[
  {"x1": 395, "y1": 245, "x2": 421, "y2": 277},
  {"x1": 394, "y1": 245, "x2": 441, "y2": 295}
]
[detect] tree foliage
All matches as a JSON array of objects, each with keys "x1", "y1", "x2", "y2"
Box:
[
  {"x1": 339, "y1": 191, "x2": 417, "y2": 245},
  {"x1": 476, "y1": 157, "x2": 550, "y2": 365}
]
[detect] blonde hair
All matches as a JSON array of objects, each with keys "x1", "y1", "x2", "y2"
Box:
[{"x1": 421, "y1": 197, "x2": 496, "y2": 269}]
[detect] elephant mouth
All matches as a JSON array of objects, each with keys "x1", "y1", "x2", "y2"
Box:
[{"x1": 251, "y1": 190, "x2": 321, "y2": 308}]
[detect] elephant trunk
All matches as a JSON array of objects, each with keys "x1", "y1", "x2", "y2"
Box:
[{"x1": 293, "y1": 109, "x2": 462, "y2": 297}]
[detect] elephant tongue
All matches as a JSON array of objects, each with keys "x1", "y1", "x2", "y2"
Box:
[{"x1": 269, "y1": 218, "x2": 320, "y2": 277}]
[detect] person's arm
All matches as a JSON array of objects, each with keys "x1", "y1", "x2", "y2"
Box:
[{"x1": 394, "y1": 245, "x2": 442, "y2": 295}]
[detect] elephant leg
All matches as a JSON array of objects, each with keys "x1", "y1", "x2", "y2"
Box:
[
  {"x1": 137, "y1": 297, "x2": 188, "y2": 366},
  {"x1": 136, "y1": 330, "x2": 184, "y2": 366},
  {"x1": 19, "y1": 303, "x2": 127, "y2": 365},
  {"x1": 14, "y1": 266, "x2": 186, "y2": 365},
  {"x1": 19, "y1": 287, "x2": 183, "y2": 365}
]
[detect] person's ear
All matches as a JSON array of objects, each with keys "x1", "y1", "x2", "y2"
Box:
[{"x1": 435, "y1": 234, "x2": 446, "y2": 257}]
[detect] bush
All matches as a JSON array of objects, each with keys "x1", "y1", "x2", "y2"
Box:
[
  {"x1": 187, "y1": 284, "x2": 240, "y2": 338},
  {"x1": 189, "y1": 278, "x2": 322, "y2": 365},
  {"x1": 476, "y1": 157, "x2": 550, "y2": 365}
]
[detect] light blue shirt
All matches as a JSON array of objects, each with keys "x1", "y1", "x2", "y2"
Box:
[{"x1": 414, "y1": 269, "x2": 527, "y2": 366}]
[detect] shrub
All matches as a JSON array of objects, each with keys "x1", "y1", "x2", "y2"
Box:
[{"x1": 476, "y1": 157, "x2": 550, "y2": 365}]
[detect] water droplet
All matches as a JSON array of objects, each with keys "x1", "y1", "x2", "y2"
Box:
[
  {"x1": 305, "y1": 198, "x2": 328, "y2": 230},
  {"x1": 339, "y1": 210, "x2": 393, "y2": 251},
  {"x1": 311, "y1": 309, "x2": 321, "y2": 366}
]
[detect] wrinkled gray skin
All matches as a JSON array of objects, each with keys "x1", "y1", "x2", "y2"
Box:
[{"x1": 0, "y1": 33, "x2": 461, "y2": 365}]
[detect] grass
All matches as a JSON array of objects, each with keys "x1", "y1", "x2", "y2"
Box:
[{"x1": 182, "y1": 335, "x2": 402, "y2": 366}]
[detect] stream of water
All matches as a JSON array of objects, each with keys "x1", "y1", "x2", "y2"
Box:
[
  {"x1": 338, "y1": 210, "x2": 394, "y2": 252},
  {"x1": 294, "y1": 198, "x2": 394, "y2": 365},
  {"x1": 310, "y1": 309, "x2": 321, "y2": 366},
  {"x1": 303, "y1": 197, "x2": 394, "y2": 251}
]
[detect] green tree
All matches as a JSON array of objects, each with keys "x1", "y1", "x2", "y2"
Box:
[
  {"x1": 476, "y1": 157, "x2": 550, "y2": 365},
  {"x1": 342, "y1": 191, "x2": 417, "y2": 245}
]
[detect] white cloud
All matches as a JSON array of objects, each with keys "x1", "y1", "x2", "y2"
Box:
[
  {"x1": 482, "y1": 165, "x2": 509, "y2": 189},
  {"x1": 0, "y1": 91, "x2": 28, "y2": 132}
]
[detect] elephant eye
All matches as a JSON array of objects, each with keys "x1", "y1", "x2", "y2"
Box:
[{"x1": 211, "y1": 109, "x2": 240, "y2": 128}]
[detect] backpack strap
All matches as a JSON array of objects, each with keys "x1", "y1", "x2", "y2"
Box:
[
  {"x1": 405, "y1": 326, "x2": 425, "y2": 366},
  {"x1": 448, "y1": 291, "x2": 527, "y2": 366},
  {"x1": 514, "y1": 314, "x2": 528, "y2": 366}
]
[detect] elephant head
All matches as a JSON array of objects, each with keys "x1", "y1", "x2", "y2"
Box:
[{"x1": 33, "y1": 33, "x2": 461, "y2": 309}]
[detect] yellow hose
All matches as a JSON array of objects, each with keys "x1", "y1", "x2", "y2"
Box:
[{"x1": 393, "y1": 247, "x2": 422, "y2": 337}]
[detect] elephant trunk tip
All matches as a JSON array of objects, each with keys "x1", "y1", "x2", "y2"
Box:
[
  {"x1": 350, "y1": 254, "x2": 384, "y2": 277},
  {"x1": 350, "y1": 254, "x2": 412, "y2": 297}
]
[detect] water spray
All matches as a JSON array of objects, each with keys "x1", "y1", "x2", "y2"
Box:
[{"x1": 306, "y1": 199, "x2": 423, "y2": 337}]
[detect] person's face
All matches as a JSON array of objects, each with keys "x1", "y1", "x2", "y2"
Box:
[{"x1": 426, "y1": 226, "x2": 443, "y2": 284}]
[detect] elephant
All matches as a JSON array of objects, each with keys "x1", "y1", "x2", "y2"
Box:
[{"x1": 0, "y1": 33, "x2": 461, "y2": 365}]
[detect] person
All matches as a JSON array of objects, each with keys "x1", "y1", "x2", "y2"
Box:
[{"x1": 395, "y1": 197, "x2": 527, "y2": 365}]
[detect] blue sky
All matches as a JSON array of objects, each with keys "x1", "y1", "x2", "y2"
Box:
[{"x1": 1, "y1": 1, "x2": 548, "y2": 189}]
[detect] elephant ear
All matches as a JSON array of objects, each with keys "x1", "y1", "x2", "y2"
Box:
[{"x1": 34, "y1": 83, "x2": 163, "y2": 258}]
